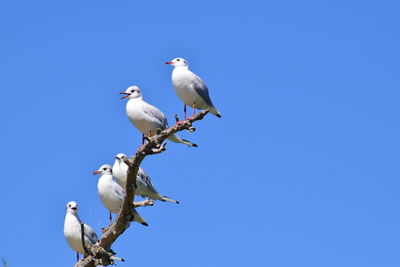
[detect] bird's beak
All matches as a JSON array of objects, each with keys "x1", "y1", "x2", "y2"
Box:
[
  {"x1": 120, "y1": 92, "x2": 130, "y2": 99},
  {"x1": 92, "y1": 170, "x2": 102, "y2": 175},
  {"x1": 115, "y1": 156, "x2": 120, "y2": 160},
  {"x1": 165, "y1": 61, "x2": 173, "y2": 65},
  {"x1": 71, "y1": 207, "x2": 77, "y2": 211}
]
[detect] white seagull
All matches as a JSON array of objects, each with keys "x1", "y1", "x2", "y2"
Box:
[
  {"x1": 93, "y1": 164, "x2": 148, "y2": 226},
  {"x1": 166, "y1": 57, "x2": 221, "y2": 119},
  {"x1": 64, "y1": 201, "x2": 98, "y2": 261},
  {"x1": 112, "y1": 153, "x2": 179, "y2": 204},
  {"x1": 120, "y1": 85, "x2": 197, "y2": 147}
]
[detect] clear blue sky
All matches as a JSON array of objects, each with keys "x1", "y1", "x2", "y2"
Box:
[{"x1": 0, "y1": 0, "x2": 399, "y2": 266}]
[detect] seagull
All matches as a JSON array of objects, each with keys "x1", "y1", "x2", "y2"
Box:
[
  {"x1": 166, "y1": 57, "x2": 221, "y2": 119},
  {"x1": 64, "y1": 201, "x2": 98, "y2": 262},
  {"x1": 112, "y1": 153, "x2": 180, "y2": 204},
  {"x1": 120, "y1": 85, "x2": 197, "y2": 147},
  {"x1": 93, "y1": 164, "x2": 148, "y2": 226}
]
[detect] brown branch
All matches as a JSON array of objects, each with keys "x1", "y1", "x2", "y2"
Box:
[
  {"x1": 146, "y1": 142, "x2": 167, "y2": 155},
  {"x1": 76, "y1": 110, "x2": 209, "y2": 266},
  {"x1": 75, "y1": 256, "x2": 96, "y2": 267}
]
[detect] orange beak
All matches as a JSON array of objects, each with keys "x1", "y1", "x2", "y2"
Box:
[
  {"x1": 165, "y1": 61, "x2": 173, "y2": 65},
  {"x1": 120, "y1": 92, "x2": 130, "y2": 99},
  {"x1": 92, "y1": 170, "x2": 102, "y2": 175}
]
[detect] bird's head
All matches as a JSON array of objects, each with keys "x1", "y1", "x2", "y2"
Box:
[
  {"x1": 115, "y1": 153, "x2": 128, "y2": 162},
  {"x1": 93, "y1": 164, "x2": 112, "y2": 175},
  {"x1": 120, "y1": 86, "x2": 142, "y2": 100},
  {"x1": 166, "y1": 57, "x2": 188, "y2": 68},
  {"x1": 66, "y1": 201, "x2": 78, "y2": 213}
]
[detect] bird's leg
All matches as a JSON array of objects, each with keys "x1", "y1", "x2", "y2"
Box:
[
  {"x1": 109, "y1": 212, "x2": 113, "y2": 225},
  {"x1": 76, "y1": 252, "x2": 79, "y2": 262},
  {"x1": 176, "y1": 104, "x2": 196, "y2": 125},
  {"x1": 176, "y1": 105, "x2": 187, "y2": 125},
  {"x1": 189, "y1": 101, "x2": 196, "y2": 119},
  {"x1": 142, "y1": 134, "x2": 145, "y2": 145}
]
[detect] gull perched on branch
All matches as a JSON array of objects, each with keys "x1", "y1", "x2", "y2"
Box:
[
  {"x1": 112, "y1": 153, "x2": 180, "y2": 204},
  {"x1": 64, "y1": 201, "x2": 98, "y2": 261},
  {"x1": 93, "y1": 164, "x2": 148, "y2": 226},
  {"x1": 120, "y1": 85, "x2": 197, "y2": 147},
  {"x1": 166, "y1": 57, "x2": 221, "y2": 119}
]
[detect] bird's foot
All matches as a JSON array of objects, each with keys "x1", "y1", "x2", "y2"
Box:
[{"x1": 175, "y1": 114, "x2": 187, "y2": 125}]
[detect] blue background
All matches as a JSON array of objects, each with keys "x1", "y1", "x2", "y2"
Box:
[{"x1": 0, "y1": 1, "x2": 399, "y2": 266}]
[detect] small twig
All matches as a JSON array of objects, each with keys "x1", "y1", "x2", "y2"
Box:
[
  {"x1": 133, "y1": 199, "x2": 154, "y2": 207},
  {"x1": 148, "y1": 142, "x2": 167, "y2": 155}
]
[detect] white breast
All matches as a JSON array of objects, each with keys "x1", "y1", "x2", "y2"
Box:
[
  {"x1": 64, "y1": 214, "x2": 86, "y2": 254},
  {"x1": 126, "y1": 100, "x2": 163, "y2": 135},
  {"x1": 112, "y1": 162, "x2": 128, "y2": 189},
  {"x1": 97, "y1": 175, "x2": 124, "y2": 214}
]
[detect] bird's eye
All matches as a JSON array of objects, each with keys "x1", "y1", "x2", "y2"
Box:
[
  {"x1": 68, "y1": 205, "x2": 71, "y2": 207},
  {"x1": 177, "y1": 59, "x2": 180, "y2": 61},
  {"x1": 131, "y1": 90, "x2": 134, "y2": 93},
  {"x1": 103, "y1": 168, "x2": 107, "y2": 171}
]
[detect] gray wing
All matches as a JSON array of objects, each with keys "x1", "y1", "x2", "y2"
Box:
[
  {"x1": 143, "y1": 103, "x2": 169, "y2": 129},
  {"x1": 137, "y1": 168, "x2": 156, "y2": 192},
  {"x1": 191, "y1": 74, "x2": 214, "y2": 108},
  {"x1": 83, "y1": 224, "x2": 98, "y2": 245},
  {"x1": 112, "y1": 183, "x2": 126, "y2": 202}
]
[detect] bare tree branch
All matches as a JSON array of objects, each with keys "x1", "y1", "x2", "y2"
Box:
[
  {"x1": 76, "y1": 110, "x2": 209, "y2": 266},
  {"x1": 75, "y1": 255, "x2": 96, "y2": 267}
]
